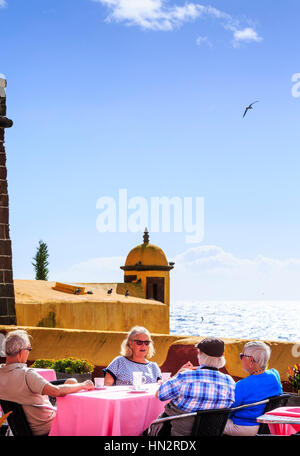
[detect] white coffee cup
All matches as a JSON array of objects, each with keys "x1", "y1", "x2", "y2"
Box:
[
  {"x1": 94, "y1": 377, "x2": 105, "y2": 388},
  {"x1": 132, "y1": 371, "x2": 146, "y2": 389},
  {"x1": 161, "y1": 372, "x2": 171, "y2": 381}
]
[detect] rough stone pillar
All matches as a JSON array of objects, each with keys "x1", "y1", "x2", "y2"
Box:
[{"x1": 0, "y1": 78, "x2": 16, "y2": 325}]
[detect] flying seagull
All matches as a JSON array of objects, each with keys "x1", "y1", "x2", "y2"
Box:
[{"x1": 243, "y1": 101, "x2": 259, "y2": 118}]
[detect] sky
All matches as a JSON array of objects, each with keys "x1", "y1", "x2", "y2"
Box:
[{"x1": 1, "y1": 0, "x2": 300, "y2": 301}]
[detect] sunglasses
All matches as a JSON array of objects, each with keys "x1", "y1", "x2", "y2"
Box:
[
  {"x1": 239, "y1": 353, "x2": 253, "y2": 360},
  {"x1": 133, "y1": 340, "x2": 151, "y2": 346},
  {"x1": 21, "y1": 346, "x2": 32, "y2": 352}
]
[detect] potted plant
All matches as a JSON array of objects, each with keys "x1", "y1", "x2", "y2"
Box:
[
  {"x1": 287, "y1": 363, "x2": 300, "y2": 406},
  {"x1": 30, "y1": 359, "x2": 54, "y2": 369},
  {"x1": 31, "y1": 357, "x2": 94, "y2": 382}
]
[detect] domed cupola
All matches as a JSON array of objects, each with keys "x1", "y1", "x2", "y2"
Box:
[{"x1": 120, "y1": 228, "x2": 174, "y2": 305}]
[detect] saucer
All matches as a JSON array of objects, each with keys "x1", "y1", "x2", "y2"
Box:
[
  {"x1": 128, "y1": 387, "x2": 148, "y2": 393},
  {"x1": 128, "y1": 390, "x2": 147, "y2": 394}
]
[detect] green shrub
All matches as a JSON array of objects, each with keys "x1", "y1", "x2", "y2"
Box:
[
  {"x1": 31, "y1": 357, "x2": 94, "y2": 374},
  {"x1": 31, "y1": 359, "x2": 55, "y2": 369}
]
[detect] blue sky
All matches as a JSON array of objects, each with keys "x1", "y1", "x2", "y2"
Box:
[{"x1": 1, "y1": 0, "x2": 300, "y2": 300}]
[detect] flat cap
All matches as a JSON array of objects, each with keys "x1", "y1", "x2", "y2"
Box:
[{"x1": 195, "y1": 337, "x2": 224, "y2": 357}]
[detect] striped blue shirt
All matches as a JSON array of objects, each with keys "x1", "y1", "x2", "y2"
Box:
[
  {"x1": 157, "y1": 366, "x2": 235, "y2": 412},
  {"x1": 103, "y1": 356, "x2": 162, "y2": 386}
]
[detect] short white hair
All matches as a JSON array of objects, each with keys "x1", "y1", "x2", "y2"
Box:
[
  {"x1": 243, "y1": 341, "x2": 271, "y2": 369},
  {"x1": 5, "y1": 330, "x2": 31, "y2": 356},
  {"x1": 198, "y1": 352, "x2": 226, "y2": 369}
]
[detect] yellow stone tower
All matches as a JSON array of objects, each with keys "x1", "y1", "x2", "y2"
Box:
[{"x1": 120, "y1": 228, "x2": 174, "y2": 307}]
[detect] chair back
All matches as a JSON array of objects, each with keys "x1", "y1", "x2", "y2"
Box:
[
  {"x1": 257, "y1": 393, "x2": 290, "y2": 434},
  {"x1": 264, "y1": 393, "x2": 290, "y2": 412},
  {"x1": 191, "y1": 408, "x2": 232, "y2": 436},
  {"x1": 0, "y1": 399, "x2": 33, "y2": 436},
  {"x1": 149, "y1": 407, "x2": 231, "y2": 437}
]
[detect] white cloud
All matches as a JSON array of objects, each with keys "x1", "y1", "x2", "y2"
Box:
[
  {"x1": 54, "y1": 245, "x2": 300, "y2": 301},
  {"x1": 172, "y1": 245, "x2": 300, "y2": 301},
  {"x1": 93, "y1": 0, "x2": 262, "y2": 46},
  {"x1": 196, "y1": 36, "x2": 212, "y2": 47},
  {"x1": 53, "y1": 255, "x2": 125, "y2": 283},
  {"x1": 93, "y1": 0, "x2": 206, "y2": 31},
  {"x1": 233, "y1": 27, "x2": 263, "y2": 46},
  {"x1": 0, "y1": 0, "x2": 7, "y2": 8}
]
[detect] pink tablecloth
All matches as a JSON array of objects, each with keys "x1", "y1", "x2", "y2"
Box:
[
  {"x1": 49, "y1": 384, "x2": 167, "y2": 436},
  {"x1": 33, "y1": 368, "x2": 57, "y2": 382},
  {"x1": 266, "y1": 407, "x2": 300, "y2": 436}
]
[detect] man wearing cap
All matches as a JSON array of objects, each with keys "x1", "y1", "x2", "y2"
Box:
[{"x1": 155, "y1": 337, "x2": 235, "y2": 436}]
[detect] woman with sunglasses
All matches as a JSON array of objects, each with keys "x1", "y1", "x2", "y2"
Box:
[
  {"x1": 103, "y1": 326, "x2": 162, "y2": 386},
  {"x1": 223, "y1": 340, "x2": 282, "y2": 436}
]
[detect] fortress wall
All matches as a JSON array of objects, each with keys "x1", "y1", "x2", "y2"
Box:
[
  {"x1": 161, "y1": 337, "x2": 299, "y2": 383},
  {"x1": 0, "y1": 325, "x2": 186, "y2": 368},
  {"x1": 0, "y1": 325, "x2": 298, "y2": 384},
  {"x1": 14, "y1": 299, "x2": 169, "y2": 334}
]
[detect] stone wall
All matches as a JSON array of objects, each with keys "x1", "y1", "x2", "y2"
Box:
[
  {"x1": 0, "y1": 325, "x2": 297, "y2": 387},
  {"x1": 0, "y1": 81, "x2": 16, "y2": 325},
  {"x1": 14, "y1": 280, "x2": 170, "y2": 334},
  {"x1": 0, "y1": 324, "x2": 187, "y2": 373},
  {"x1": 159, "y1": 336, "x2": 299, "y2": 384}
]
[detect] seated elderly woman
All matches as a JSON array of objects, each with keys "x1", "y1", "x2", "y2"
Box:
[
  {"x1": 154, "y1": 337, "x2": 236, "y2": 436},
  {"x1": 103, "y1": 326, "x2": 162, "y2": 385},
  {"x1": 224, "y1": 340, "x2": 283, "y2": 436}
]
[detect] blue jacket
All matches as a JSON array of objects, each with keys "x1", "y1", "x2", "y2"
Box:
[{"x1": 230, "y1": 368, "x2": 282, "y2": 426}]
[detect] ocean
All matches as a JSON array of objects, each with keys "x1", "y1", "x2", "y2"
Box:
[{"x1": 170, "y1": 300, "x2": 300, "y2": 342}]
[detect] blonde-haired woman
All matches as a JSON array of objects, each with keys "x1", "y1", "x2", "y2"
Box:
[{"x1": 103, "y1": 326, "x2": 162, "y2": 386}]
